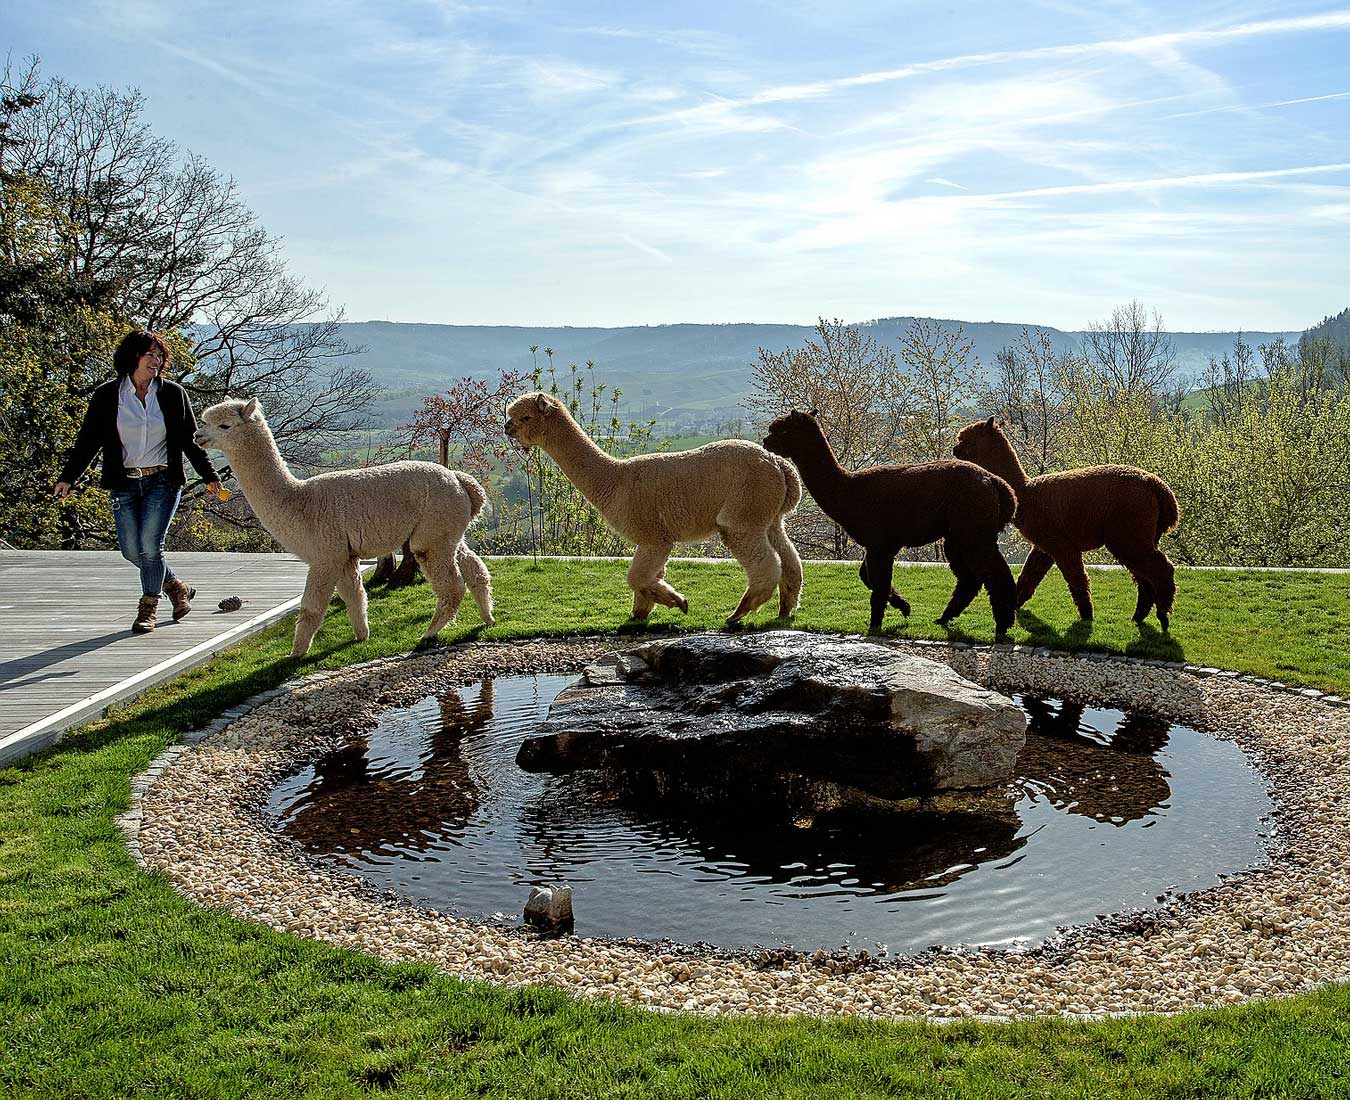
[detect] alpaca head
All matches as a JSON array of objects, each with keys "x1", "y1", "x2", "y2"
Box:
[
  {"x1": 762, "y1": 409, "x2": 826, "y2": 462},
  {"x1": 953, "y1": 417, "x2": 1012, "y2": 467},
  {"x1": 504, "y1": 391, "x2": 565, "y2": 451},
  {"x1": 195, "y1": 396, "x2": 267, "y2": 453}
]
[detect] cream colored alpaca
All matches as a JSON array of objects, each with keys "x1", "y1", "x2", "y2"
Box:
[
  {"x1": 505, "y1": 392, "x2": 803, "y2": 622},
  {"x1": 196, "y1": 398, "x2": 494, "y2": 656}
]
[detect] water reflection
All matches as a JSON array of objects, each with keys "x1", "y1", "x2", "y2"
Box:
[
  {"x1": 517, "y1": 794, "x2": 1024, "y2": 899},
  {"x1": 1017, "y1": 696, "x2": 1172, "y2": 825},
  {"x1": 281, "y1": 681, "x2": 493, "y2": 856}
]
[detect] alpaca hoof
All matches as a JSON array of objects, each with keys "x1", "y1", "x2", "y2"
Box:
[
  {"x1": 483, "y1": 614, "x2": 496, "y2": 627},
  {"x1": 1158, "y1": 613, "x2": 1170, "y2": 632},
  {"x1": 891, "y1": 598, "x2": 911, "y2": 616},
  {"x1": 935, "y1": 616, "x2": 952, "y2": 628}
]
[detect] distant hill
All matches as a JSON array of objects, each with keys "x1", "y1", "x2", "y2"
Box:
[
  {"x1": 1304, "y1": 307, "x2": 1350, "y2": 352},
  {"x1": 319, "y1": 318, "x2": 1302, "y2": 429}
]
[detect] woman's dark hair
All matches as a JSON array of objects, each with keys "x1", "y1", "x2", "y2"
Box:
[{"x1": 112, "y1": 330, "x2": 172, "y2": 379}]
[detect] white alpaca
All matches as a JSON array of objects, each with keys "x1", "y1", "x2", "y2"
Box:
[
  {"x1": 195, "y1": 397, "x2": 494, "y2": 656},
  {"x1": 505, "y1": 392, "x2": 803, "y2": 622}
]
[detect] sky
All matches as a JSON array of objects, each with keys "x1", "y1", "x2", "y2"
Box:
[{"x1": 5, "y1": 0, "x2": 1350, "y2": 331}]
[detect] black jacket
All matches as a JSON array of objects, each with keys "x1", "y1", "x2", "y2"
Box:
[{"x1": 58, "y1": 378, "x2": 220, "y2": 491}]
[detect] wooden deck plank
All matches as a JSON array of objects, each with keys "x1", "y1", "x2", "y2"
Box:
[{"x1": 0, "y1": 551, "x2": 311, "y2": 764}]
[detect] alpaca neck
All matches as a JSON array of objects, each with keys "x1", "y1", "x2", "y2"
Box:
[
  {"x1": 789, "y1": 431, "x2": 852, "y2": 525},
  {"x1": 982, "y1": 437, "x2": 1029, "y2": 493},
  {"x1": 538, "y1": 411, "x2": 620, "y2": 505},
  {"x1": 226, "y1": 428, "x2": 302, "y2": 516}
]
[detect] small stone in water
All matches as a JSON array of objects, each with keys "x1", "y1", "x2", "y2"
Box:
[{"x1": 524, "y1": 885, "x2": 574, "y2": 930}]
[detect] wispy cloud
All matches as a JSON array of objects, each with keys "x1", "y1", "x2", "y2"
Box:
[
  {"x1": 952, "y1": 162, "x2": 1350, "y2": 204},
  {"x1": 1161, "y1": 89, "x2": 1350, "y2": 119},
  {"x1": 575, "y1": 24, "x2": 736, "y2": 57},
  {"x1": 628, "y1": 9, "x2": 1350, "y2": 131}
]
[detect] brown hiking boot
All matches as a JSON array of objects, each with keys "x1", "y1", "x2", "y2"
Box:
[
  {"x1": 163, "y1": 577, "x2": 196, "y2": 621},
  {"x1": 132, "y1": 595, "x2": 159, "y2": 634}
]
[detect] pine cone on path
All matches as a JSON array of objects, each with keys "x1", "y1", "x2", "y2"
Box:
[{"x1": 218, "y1": 596, "x2": 244, "y2": 612}]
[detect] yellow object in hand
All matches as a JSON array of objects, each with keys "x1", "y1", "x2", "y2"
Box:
[{"x1": 211, "y1": 485, "x2": 233, "y2": 501}]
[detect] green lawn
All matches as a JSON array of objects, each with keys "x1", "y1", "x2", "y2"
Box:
[{"x1": 3, "y1": 560, "x2": 1350, "y2": 1098}]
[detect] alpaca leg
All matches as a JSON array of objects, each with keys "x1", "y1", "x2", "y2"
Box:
[
  {"x1": 334, "y1": 556, "x2": 370, "y2": 642},
  {"x1": 456, "y1": 542, "x2": 495, "y2": 626},
  {"x1": 936, "y1": 546, "x2": 982, "y2": 627},
  {"x1": 292, "y1": 563, "x2": 342, "y2": 657},
  {"x1": 627, "y1": 543, "x2": 686, "y2": 619},
  {"x1": 1144, "y1": 549, "x2": 1177, "y2": 631},
  {"x1": 723, "y1": 528, "x2": 782, "y2": 624},
  {"x1": 1055, "y1": 552, "x2": 1094, "y2": 620},
  {"x1": 858, "y1": 560, "x2": 910, "y2": 616},
  {"x1": 419, "y1": 546, "x2": 466, "y2": 639},
  {"x1": 1127, "y1": 568, "x2": 1155, "y2": 625},
  {"x1": 861, "y1": 548, "x2": 897, "y2": 633},
  {"x1": 1015, "y1": 548, "x2": 1055, "y2": 608},
  {"x1": 769, "y1": 518, "x2": 803, "y2": 618},
  {"x1": 974, "y1": 543, "x2": 1017, "y2": 636},
  {"x1": 1105, "y1": 538, "x2": 1155, "y2": 626}
]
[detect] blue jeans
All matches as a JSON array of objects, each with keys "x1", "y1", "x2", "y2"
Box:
[{"x1": 111, "y1": 472, "x2": 182, "y2": 597}]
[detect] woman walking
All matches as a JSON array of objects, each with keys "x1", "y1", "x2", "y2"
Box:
[{"x1": 54, "y1": 331, "x2": 222, "y2": 633}]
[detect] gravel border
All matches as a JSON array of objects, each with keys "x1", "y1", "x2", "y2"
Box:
[{"x1": 120, "y1": 636, "x2": 1350, "y2": 1020}]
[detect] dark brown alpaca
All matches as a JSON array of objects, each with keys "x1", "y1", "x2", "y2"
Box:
[
  {"x1": 763, "y1": 410, "x2": 1018, "y2": 635},
  {"x1": 953, "y1": 418, "x2": 1180, "y2": 630}
]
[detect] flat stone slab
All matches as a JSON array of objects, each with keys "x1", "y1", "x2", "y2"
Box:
[{"x1": 517, "y1": 631, "x2": 1026, "y2": 814}]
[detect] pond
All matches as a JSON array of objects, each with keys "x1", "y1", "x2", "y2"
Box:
[{"x1": 267, "y1": 672, "x2": 1274, "y2": 955}]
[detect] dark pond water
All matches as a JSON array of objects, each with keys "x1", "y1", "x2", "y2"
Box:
[{"x1": 267, "y1": 673, "x2": 1275, "y2": 954}]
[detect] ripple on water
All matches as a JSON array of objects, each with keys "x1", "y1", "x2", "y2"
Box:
[{"x1": 267, "y1": 673, "x2": 1275, "y2": 954}]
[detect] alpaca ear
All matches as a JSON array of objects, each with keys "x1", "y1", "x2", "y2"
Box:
[
  {"x1": 985, "y1": 416, "x2": 995, "y2": 428},
  {"x1": 243, "y1": 397, "x2": 259, "y2": 421},
  {"x1": 533, "y1": 394, "x2": 553, "y2": 416},
  {"x1": 808, "y1": 408, "x2": 818, "y2": 419}
]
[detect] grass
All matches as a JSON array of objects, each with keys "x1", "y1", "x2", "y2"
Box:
[{"x1": 2, "y1": 559, "x2": 1350, "y2": 1098}]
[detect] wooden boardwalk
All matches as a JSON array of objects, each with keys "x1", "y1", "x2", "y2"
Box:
[{"x1": 0, "y1": 551, "x2": 310, "y2": 765}]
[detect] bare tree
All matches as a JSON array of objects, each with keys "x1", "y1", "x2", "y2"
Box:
[
  {"x1": 747, "y1": 317, "x2": 908, "y2": 558},
  {"x1": 1200, "y1": 333, "x2": 1254, "y2": 427},
  {"x1": 896, "y1": 318, "x2": 982, "y2": 463},
  {"x1": 9, "y1": 74, "x2": 372, "y2": 471},
  {"x1": 1081, "y1": 300, "x2": 1177, "y2": 395},
  {"x1": 984, "y1": 327, "x2": 1071, "y2": 475}
]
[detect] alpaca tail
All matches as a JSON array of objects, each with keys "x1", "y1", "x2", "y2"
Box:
[
  {"x1": 775, "y1": 455, "x2": 803, "y2": 516},
  {"x1": 992, "y1": 474, "x2": 1017, "y2": 530},
  {"x1": 455, "y1": 472, "x2": 487, "y2": 521},
  {"x1": 1149, "y1": 475, "x2": 1180, "y2": 537}
]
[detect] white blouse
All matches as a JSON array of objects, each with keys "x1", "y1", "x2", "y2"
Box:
[{"x1": 117, "y1": 376, "x2": 170, "y2": 469}]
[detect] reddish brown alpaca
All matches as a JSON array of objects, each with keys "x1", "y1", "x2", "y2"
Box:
[
  {"x1": 953, "y1": 418, "x2": 1180, "y2": 630},
  {"x1": 763, "y1": 410, "x2": 1017, "y2": 635}
]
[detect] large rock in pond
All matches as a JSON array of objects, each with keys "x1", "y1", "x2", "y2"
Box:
[{"x1": 516, "y1": 632, "x2": 1026, "y2": 818}]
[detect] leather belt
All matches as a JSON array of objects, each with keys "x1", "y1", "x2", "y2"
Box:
[{"x1": 125, "y1": 465, "x2": 169, "y2": 478}]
